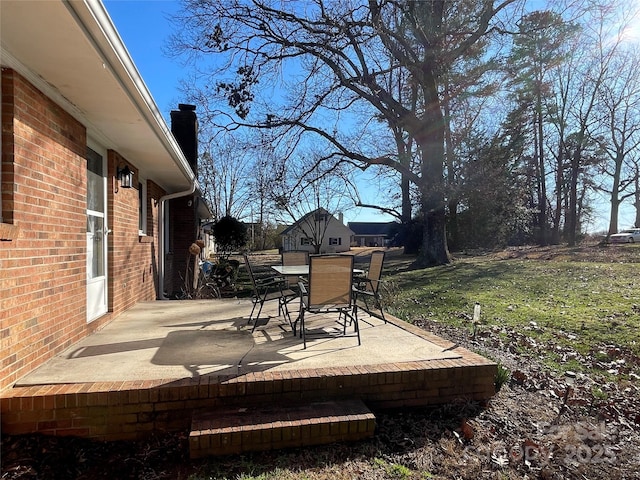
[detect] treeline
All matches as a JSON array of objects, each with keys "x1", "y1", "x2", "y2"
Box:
[{"x1": 170, "y1": 1, "x2": 640, "y2": 258}]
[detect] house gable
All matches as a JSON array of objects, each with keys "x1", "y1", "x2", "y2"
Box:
[{"x1": 281, "y1": 208, "x2": 354, "y2": 253}]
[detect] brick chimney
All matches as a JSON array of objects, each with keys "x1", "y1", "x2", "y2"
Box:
[
  {"x1": 167, "y1": 104, "x2": 199, "y2": 297},
  {"x1": 170, "y1": 104, "x2": 198, "y2": 175}
]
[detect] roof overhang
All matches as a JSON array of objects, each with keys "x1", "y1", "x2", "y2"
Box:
[{"x1": 0, "y1": 0, "x2": 195, "y2": 193}]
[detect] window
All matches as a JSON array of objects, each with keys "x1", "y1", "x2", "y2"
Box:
[
  {"x1": 329, "y1": 237, "x2": 341, "y2": 246},
  {"x1": 300, "y1": 237, "x2": 311, "y2": 245},
  {"x1": 138, "y1": 180, "x2": 147, "y2": 235}
]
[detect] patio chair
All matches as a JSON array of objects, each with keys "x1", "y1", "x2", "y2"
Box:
[
  {"x1": 281, "y1": 250, "x2": 309, "y2": 289},
  {"x1": 244, "y1": 254, "x2": 297, "y2": 332},
  {"x1": 295, "y1": 255, "x2": 360, "y2": 349},
  {"x1": 353, "y1": 250, "x2": 386, "y2": 323}
]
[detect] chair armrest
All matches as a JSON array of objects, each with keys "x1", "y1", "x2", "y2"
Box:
[
  {"x1": 353, "y1": 279, "x2": 380, "y2": 297},
  {"x1": 298, "y1": 281, "x2": 309, "y2": 308},
  {"x1": 255, "y1": 276, "x2": 285, "y2": 287}
]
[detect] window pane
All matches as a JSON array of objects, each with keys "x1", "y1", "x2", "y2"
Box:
[
  {"x1": 87, "y1": 215, "x2": 104, "y2": 278},
  {"x1": 138, "y1": 182, "x2": 143, "y2": 232},
  {"x1": 86, "y1": 148, "x2": 104, "y2": 212}
]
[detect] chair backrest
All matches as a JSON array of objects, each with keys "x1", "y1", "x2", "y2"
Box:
[
  {"x1": 282, "y1": 250, "x2": 309, "y2": 267},
  {"x1": 282, "y1": 250, "x2": 309, "y2": 266},
  {"x1": 366, "y1": 251, "x2": 385, "y2": 293},
  {"x1": 282, "y1": 250, "x2": 309, "y2": 286},
  {"x1": 243, "y1": 254, "x2": 258, "y2": 289},
  {"x1": 307, "y1": 255, "x2": 354, "y2": 309}
]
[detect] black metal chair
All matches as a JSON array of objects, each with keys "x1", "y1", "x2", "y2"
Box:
[
  {"x1": 244, "y1": 254, "x2": 297, "y2": 332},
  {"x1": 353, "y1": 250, "x2": 386, "y2": 323}
]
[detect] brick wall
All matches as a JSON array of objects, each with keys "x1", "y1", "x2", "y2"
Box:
[
  {"x1": 167, "y1": 195, "x2": 198, "y2": 296},
  {"x1": 107, "y1": 151, "x2": 164, "y2": 317},
  {"x1": 0, "y1": 358, "x2": 497, "y2": 441},
  {"x1": 0, "y1": 68, "x2": 91, "y2": 390},
  {"x1": 0, "y1": 69, "x2": 164, "y2": 390}
]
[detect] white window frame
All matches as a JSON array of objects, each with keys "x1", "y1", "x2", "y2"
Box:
[{"x1": 138, "y1": 177, "x2": 147, "y2": 236}]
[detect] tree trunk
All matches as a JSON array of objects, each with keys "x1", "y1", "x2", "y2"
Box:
[
  {"x1": 634, "y1": 167, "x2": 640, "y2": 228},
  {"x1": 443, "y1": 79, "x2": 459, "y2": 250},
  {"x1": 536, "y1": 101, "x2": 548, "y2": 246},
  {"x1": 420, "y1": 200, "x2": 450, "y2": 266},
  {"x1": 415, "y1": 85, "x2": 450, "y2": 267},
  {"x1": 607, "y1": 153, "x2": 623, "y2": 235},
  {"x1": 551, "y1": 143, "x2": 564, "y2": 244},
  {"x1": 567, "y1": 149, "x2": 580, "y2": 246},
  {"x1": 395, "y1": 132, "x2": 412, "y2": 225}
]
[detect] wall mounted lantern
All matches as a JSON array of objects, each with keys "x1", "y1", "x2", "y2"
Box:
[{"x1": 117, "y1": 165, "x2": 134, "y2": 189}]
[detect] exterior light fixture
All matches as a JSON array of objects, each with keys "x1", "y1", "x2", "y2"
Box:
[{"x1": 117, "y1": 165, "x2": 133, "y2": 189}]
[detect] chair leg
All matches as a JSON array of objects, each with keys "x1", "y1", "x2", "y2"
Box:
[
  {"x1": 342, "y1": 306, "x2": 361, "y2": 345},
  {"x1": 359, "y1": 292, "x2": 386, "y2": 324},
  {"x1": 250, "y1": 300, "x2": 267, "y2": 333},
  {"x1": 249, "y1": 299, "x2": 258, "y2": 323},
  {"x1": 353, "y1": 305, "x2": 361, "y2": 345},
  {"x1": 377, "y1": 297, "x2": 387, "y2": 323},
  {"x1": 362, "y1": 294, "x2": 371, "y2": 313},
  {"x1": 280, "y1": 297, "x2": 293, "y2": 330}
]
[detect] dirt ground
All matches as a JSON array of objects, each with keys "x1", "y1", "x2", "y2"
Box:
[{"x1": 2, "y1": 244, "x2": 639, "y2": 479}]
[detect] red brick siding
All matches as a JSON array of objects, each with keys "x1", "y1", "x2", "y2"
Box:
[
  {"x1": 1, "y1": 67, "x2": 16, "y2": 226},
  {"x1": 0, "y1": 69, "x2": 91, "y2": 390},
  {"x1": 167, "y1": 195, "x2": 198, "y2": 296},
  {"x1": 0, "y1": 69, "x2": 166, "y2": 390},
  {"x1": 107, "y1": 152, "x2": 163, "y2": 316}
]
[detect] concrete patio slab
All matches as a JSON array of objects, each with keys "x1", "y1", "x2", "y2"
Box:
[{"x1": 15, "y1": 299, "x2": 462, "y2": 386}]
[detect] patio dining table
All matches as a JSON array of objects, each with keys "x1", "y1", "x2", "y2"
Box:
[{"x1": 271, "y1": 265, "x2": 364, "y2": 276}]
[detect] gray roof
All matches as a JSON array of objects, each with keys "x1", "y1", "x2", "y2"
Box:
[{"x1": 348, "y1": 222, "x2": 396, "y2": 236}]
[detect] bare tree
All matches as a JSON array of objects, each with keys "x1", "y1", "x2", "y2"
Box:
[
  {"x1": 562, "y1": 1, "x2": 630, "y2": 245},
  {"x1": 169, "y1": 0, "x2": 521, "y2": 266},
  {"x1": 634, "y1": 165, "x2": 640, "y2": 227},
  {"x1": 508, "y1": 10, "x2": 578, "y2": 245},
  {"x1": 594, "y1": 39, "x2": 640, "y2": 235},
  {"x1": 198, "y1": 134, "x2": 255, "y2": 220}
]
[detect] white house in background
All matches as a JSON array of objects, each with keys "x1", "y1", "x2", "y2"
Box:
[{"x1": 280, "y1": 208, "x2": 353, "y2": 253}]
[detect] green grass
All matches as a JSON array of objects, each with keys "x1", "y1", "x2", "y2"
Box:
[{"x1": 384, "y1": 255, "x2": 639, "y2": 376}]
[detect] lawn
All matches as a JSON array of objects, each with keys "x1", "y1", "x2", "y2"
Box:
[{"x1": 383, "y1": 245, "x2": 639, "y2": 379}]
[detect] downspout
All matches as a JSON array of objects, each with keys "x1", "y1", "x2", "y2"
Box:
[{"x1": 158, "y1": 182, "x2": 197, "y2": 300}]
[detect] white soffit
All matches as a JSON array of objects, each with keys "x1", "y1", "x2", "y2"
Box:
[{"x1": 0, "y1": 0, "x2": 194, "y2": 193}]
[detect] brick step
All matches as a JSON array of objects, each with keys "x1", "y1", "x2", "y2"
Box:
[{"x1": 189, "y1": 398, "x2": 376, "y2": 458}]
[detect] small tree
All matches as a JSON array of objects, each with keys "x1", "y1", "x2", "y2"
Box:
[{"x1": 212, "y1": 216, "x2": 248, "y2": 260}]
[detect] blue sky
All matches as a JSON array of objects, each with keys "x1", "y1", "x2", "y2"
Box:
[
  {"x1": 103, "y1": 0, "x2": 633, "y2": 232},
  {"x1": 104, "y1": 0, "x2": 184, "y2": 123}
]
